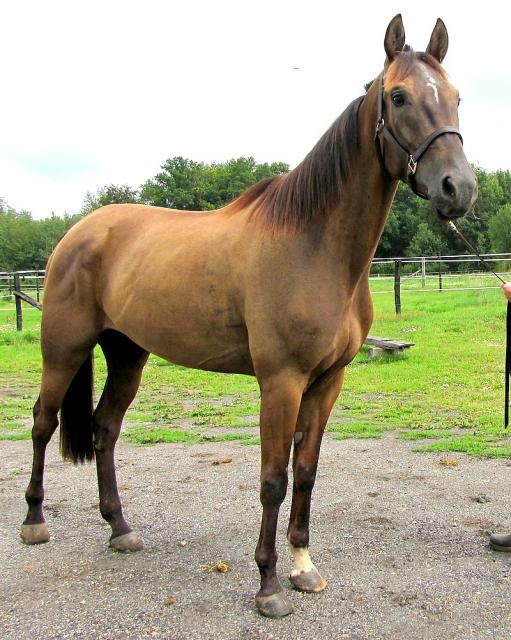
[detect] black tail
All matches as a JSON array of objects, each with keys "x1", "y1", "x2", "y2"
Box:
[{"x1": 60, "y1": 353, "x2": 95, "y2": 464}]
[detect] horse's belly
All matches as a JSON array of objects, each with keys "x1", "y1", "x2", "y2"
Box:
[{"x1": 104, "y1": 299, "x2": 254, "y2": 375}]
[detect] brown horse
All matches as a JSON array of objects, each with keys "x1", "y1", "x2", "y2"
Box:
[{"x1": 20, "y1": 15, "x2": 477, "y2": 618}]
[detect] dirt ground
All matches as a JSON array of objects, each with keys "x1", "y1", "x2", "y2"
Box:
[{"x1": 1, "y1": 434, "x2": 511, "y2": 640}]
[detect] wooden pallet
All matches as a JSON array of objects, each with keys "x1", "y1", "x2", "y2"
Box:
[{"x1": 363, "y1": 336, "x2": 414, "y2": 357}]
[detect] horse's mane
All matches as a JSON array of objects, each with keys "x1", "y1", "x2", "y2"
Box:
[{"x1": 230, "y1": 95, "x2": 364, "y2": 232}]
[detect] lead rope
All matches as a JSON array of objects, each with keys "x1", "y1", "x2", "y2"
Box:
[{"x1": 447, "y1": 221, "x2": 510, "y2": 427}]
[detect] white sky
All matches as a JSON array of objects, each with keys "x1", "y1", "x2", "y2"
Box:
[{"x1": 1, "y1": 0, "x2": 510, "y2": 218}]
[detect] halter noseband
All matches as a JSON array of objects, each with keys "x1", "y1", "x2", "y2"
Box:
[{"x1": 374, "y1": 73, "x2": 463, "y2": 199}]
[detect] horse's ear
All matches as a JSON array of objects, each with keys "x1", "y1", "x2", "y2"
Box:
[
  {"x1": 384, "y1": 14, "x2": 405, "y2": 62},
  {"x1": 426, "y1": 18, "x2": 449, "y2": 63}
]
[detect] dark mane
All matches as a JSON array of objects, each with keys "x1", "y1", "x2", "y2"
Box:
[{"x1": 231, "y1": 96, "x2": 364, "y2": 231}]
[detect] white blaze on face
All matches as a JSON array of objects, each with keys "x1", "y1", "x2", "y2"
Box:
[
  {"x1": 288, "y1": 542, "x2": 316, "y2": 576},
  {"x1": 420, "y1": 63, "x2": 440, "y2": 103},
  {"x1": 427, "y1": 78, "x2": 439, "y2": 103}
]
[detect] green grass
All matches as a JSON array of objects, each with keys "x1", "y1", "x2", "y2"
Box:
[
  {"x1": 1, "y1": 277, "x2": 511, "y2": 457},
  {"x1": 416, "y1": 435, "x2": 511, "y2": 458},
  {"x1": 326, "y1": 422, "x2": 384, "y2": 439}
]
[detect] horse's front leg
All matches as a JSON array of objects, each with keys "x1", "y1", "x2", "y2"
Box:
[
  {"x1": 287, "y1": 367, "x2": 345, "y2": 593},
  {"x1": 254, "y1": 372, "x2": 304, "y2": 618}
]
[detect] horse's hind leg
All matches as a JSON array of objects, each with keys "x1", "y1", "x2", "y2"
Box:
[
  {"x1": 21, "y1": 349, "x2": 94, "y2": 544},
  {"x1": 287, "y1": 367, "x2": 345, "y2": 593},
  {"x1": 93, "y1": 330, "x2": 148, "y2": 552}
]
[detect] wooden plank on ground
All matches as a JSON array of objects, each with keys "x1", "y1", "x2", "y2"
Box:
[
  {"x1": 364, "y1": 336, "x2": 414, "y2": 358},
  {"x1": 364, "y1": 336, "x2": 414, "y2": 350}
]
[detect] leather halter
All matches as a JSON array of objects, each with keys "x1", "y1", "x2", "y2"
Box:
[{"x1": 374, "y1": 73, "x2": 463, "y2": 199}]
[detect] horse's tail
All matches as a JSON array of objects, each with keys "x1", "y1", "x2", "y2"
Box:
[{"x1": 60, "y1": 353, "x2": 95, "y2": 464}]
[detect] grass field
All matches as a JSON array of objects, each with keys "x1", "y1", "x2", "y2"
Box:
[{"x1": 1, "y1": 274, "x2": 511, "y2": 457}]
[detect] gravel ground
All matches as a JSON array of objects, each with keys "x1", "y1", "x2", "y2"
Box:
[{"x1": 1, "y1": 434, "x2": 511, "y2": 640}]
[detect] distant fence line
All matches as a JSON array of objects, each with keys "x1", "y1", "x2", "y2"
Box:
[
  {"x1": 2, "y1": 253, "x2": 511, "y2": 323},
  {"x1": 0, "y1": 270, "x2": 45, "y2": 302},
  {"x1": 369, "y1": 253, "x2": 511, "y2": 314}
]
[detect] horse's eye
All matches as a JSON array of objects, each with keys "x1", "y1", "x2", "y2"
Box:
[{"x1": 391, "y1": 93, "x2": 405, "y2": 107}]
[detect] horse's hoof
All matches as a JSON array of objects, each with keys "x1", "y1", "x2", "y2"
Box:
[
  {"x1": 255, "y1": 590, "x2": 294, "y2": 618},
  {"x1": 20, "y1": 523, "x2": 50, "y2": 545},
  {"x1": 109, "y1": 531, "x2": 144, "y2": 552},
  {"x1": 489, "y1": 532, "x2": 511, "y2": 552},
  {"x1": 290, "y1": 567, "x2": 327, "y2": 593}
]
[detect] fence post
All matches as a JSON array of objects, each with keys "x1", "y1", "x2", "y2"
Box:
[
  {"x1": 438, "y1": 271, "x2": 442, "y2": 291},
  {"x1": 421, "y1": 256, "x2": 426, "y2": 288},
  {"x1": 35, "y1": 273, "x2": 40, "y2": 302},
  {"x1": 394, "y1": 260, "x2": 402, "y2": 315},
  {"x1": 14, "y1": 273, "x2": 23, "y2": 331}
]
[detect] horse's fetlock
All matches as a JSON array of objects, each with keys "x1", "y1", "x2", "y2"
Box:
[
  {"x1": 288, "y1": 530, "x2": 309, "y2": 549},
  {"x1": 255, "y1": 548, "x2": 278, "y2": 569},
  {"x1": 100, "y1": 498, "x2": 121, "y2": 521},
  {"x1": 25, "y1": 485, "x2": 44, "y2": 506}
]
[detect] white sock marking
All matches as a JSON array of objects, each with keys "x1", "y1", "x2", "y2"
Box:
[{"x1": 288, "y1": 542, "x2": 316, "y2": 576}]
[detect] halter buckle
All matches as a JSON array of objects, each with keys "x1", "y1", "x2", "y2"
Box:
[
  {"x1": 375, "y1": 118, "x2": 384, "y2": 135},
  {"x1": 408, "y1": 155, "x2": 418, "y2": 176}
]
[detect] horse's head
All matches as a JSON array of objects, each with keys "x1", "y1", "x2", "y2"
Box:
[{"x1": 375, "y1": 14, "x2": 477, "y2": 219}]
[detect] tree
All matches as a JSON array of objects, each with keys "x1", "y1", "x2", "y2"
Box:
[
  {"x1": 80, "y1": 184, "x2": 139, "y2": 216},
  {"x1": 140, "y1": 156, "x2": 289, "y2": 211},
  {"x1": 408, "y1": 222, "x2": 448, "y2": 257},
  {"x1": 489, "y1": 204, "x2": 511, "y2": 254},
  {"x1": 0, "y1": 200, "x2": 80, "y2": 271}
]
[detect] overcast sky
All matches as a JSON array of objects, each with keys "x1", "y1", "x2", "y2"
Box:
[{"x1": 1, "y1": 0, "x2": 510, "y2": 218}]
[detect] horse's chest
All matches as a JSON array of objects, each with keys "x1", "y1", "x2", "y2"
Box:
[{"x1": 284, "y1": 306, "x2": 368, "y2": 374}]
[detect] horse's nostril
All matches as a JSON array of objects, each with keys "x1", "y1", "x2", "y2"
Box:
[{"x1": 442, "y1": 176, "x2": 456, "y2": 198}]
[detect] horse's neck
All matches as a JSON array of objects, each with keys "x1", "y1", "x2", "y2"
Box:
[{"x1": 321, "y1": 95, "x2": 398, "y2": 280}]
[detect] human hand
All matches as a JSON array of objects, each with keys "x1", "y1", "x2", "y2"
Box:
[{"x1": 502, "y1": 282, "x2": 511, "y2": 301}]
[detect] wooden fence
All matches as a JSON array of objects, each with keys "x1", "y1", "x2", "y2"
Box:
[
  {"x1": 1, "y1": 270, "x2": 44, "y2": 330},
  {"x1": 370, "y1": 253, "x2": 511, "y2": 314}
]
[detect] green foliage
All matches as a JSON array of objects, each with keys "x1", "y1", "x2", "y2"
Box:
[
  {"x1": 408, "y1": 222, "x2": 447, "y2": 257},
  {"x1": 140, "y1": 156, "x2": 288, "y2": 211},
  {"x1": 0, "y1": 201, "x2": 80, "y2": 271},
  {"x1": 80, "y1": 184, "x2": 140, "y2": 216},
  {"x1": 377, "y1": 167, "x2": 511, "y2": 259},
  {"x1": 488, "y1": 203, "x2": 511, "y2": 253}
]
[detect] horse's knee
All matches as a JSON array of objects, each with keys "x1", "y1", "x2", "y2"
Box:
[
  {"x1": 260, "y1": 472, "x2": 288, "y2": 507},
  {"x1": 293, "y1": 462, "x2": 317, "y2": 493}
]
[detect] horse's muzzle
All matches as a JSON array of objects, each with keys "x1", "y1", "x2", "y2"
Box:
[{"x1": 430, "y1": 171, "x2": 478, "y2": 219}]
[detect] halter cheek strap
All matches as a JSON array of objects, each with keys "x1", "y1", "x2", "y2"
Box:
[{"x1": 374, "y1": 73, "x2": 463, "y2": 198}]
